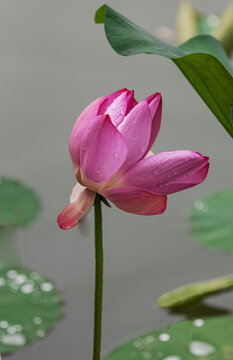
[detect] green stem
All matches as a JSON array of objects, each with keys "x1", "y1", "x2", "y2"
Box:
[{"x1": 93, "y1": 194, "x2": 103, "y2": 360}]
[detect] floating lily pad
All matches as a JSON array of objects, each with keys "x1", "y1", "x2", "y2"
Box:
[
  {"x1": 158, "y1": 274, "x2": 233, "y2": 308},
  {"x1": 0, "y1": 177, "x2": 40, "y2": 227},
  {"x1": 105, "y1": 315, "x2": 233, "y2": 360},
  {"x1": 190, "y1": 189, "x2": 233, "y2": 252},
  {"x1": 0, "y1": 263, "x2": 62, "y2": 354},
  {"x1": 95, "y1": 5, "x2": 233, "y2": 137}
]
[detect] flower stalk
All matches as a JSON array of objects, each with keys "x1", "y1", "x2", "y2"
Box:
[{"x1": 93, "y1": 194, "x2": 103, "y2": 360}]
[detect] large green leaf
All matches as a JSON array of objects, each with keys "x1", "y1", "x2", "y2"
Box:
[
  {"x1": 95, "y1": 5, "x2": 233, "y2": 137},
  {"x1": 190, "y1": 189, "x2": 233, "y2": 252},
  {"x1": 105, "y1": 315, "x2": 233, "y2": 360},
  {"x1": 0, "y1": 177, "x2": 40, "y2": 227},
  {"x1": 158, "y1": 274, "x2": 233, "y2": 308},
  {"x1": 0, "y1": 263, "x2": 62, "y2": 354}
]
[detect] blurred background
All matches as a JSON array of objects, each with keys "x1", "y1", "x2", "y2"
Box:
[{"x1": 0, "y1": 0, "x2": 232, "y2": 358}]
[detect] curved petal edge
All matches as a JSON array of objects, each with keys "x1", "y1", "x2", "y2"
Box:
[{"x1": 103, "y1": 187, "x2": 167, "y2": 215}]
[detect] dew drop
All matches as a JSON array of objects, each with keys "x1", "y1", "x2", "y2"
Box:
[
  {"x1": 30, "y1": 271, "x2": 40, "y2": 280},
  {"x1": 10, "y1": 283, "x2": 19, "y2": 290},
  {"x1": 0, "y1": 278, "x2": 5, "y2": 286},
  {"x1": 33, "y1": 317, "x2": 42, "y2": 325},
  {"x1": 41, "y1": 282, "x2": 53, "y2": 292},
  {"x1": 21, "y1": 283, "x2": 34, "y2": 294},
  {"x1": 189, "y1": 341, "x2": 215, "y2": 356},
  {"x1": 143, "y1": 352, "x2": 152, "y2": 359},
  {"x1": 193, "y1": 319, "x2": 204, "y2": 327},
  {"x1": 158, "y1": 333, "x2": 170, "y2": 342},
  {"x1": 15, "y1": 274, "x2": 27, "y2": 285},
  {"x1": 194, "y1": 200, "x2": 205, "y2": 210},
  {"x1": 145, "y1": 335, "x2": 154, "y2": 343},
  {"x1": 1, "y1": 333, "x2": 26, "y2": 346},
  {"x1": 7, "y1": 270, "x2": 17, "y2": 279},
  {"x1": 0, "y1": 321, "x2": 8, "y2": 329},
  {"x1": 36, "y1": 330, "x2": 45, "y2": 338},
  {"x1": 134, "y1": 340, "x2": 142, "y2": 348},
  {"x1": 15, "y1": 325, "x2": 23, "y2": 332},
  {"x1": 7, "y1": 326, "x2": 17, "y2": 334}
]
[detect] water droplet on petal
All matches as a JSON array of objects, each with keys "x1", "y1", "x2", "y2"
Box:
[
  {"x1": 159, "y1": 333, "x2": 170, "y2": 342},
  {"x1": 1, "y1": 333, "x2": 26, "y2": 346},
  {"x1": 193, "y1": 319, "x2": 205, "y2": 327},
  {"x1": 189, "y1": 341, "x2": 215, "y2": 356}
]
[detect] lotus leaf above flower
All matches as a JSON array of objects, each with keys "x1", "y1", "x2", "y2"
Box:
[{"x1": 58, "y1": 89, "x2": 209, "y2": 229}]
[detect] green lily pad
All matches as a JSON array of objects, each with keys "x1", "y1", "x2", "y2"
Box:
[
  {"x1": 105, "y1": 315, "x2": 233, "y2": 360},
  {"x1": 0, "y1": 177, "x2": 40, "y2": 227},
  {"x1": 95, "y1": 5, "x2": 233, "y2": 138},
  {"x1": 158, "y1": 274, "x2": 233, "y2": 308},
  {"x1": 190, "y1": 189, "x2": 233, "y2": 252},
  {"x1": 0, "y1": 263, "x2": 62, "y2": 354}
]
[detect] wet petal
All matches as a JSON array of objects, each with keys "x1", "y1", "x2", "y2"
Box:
[
  {"x1": 124, "y1": 151, "x2": 209, "y2": 194},
  {"x1": 80, "y1": 114, "x2": 128, "y2": 186},
  {"x1": 98, "y1": 88, "x2": 128, "y2": 115},
  {"x1": 145, "y1": 93, "x2": 162, "y2": 152},
  {"x1": 69, "y1": 96, "x2": 104, "y2": 172},
  {"x1": 57, "y1": 185, "x2": 96, "y2": 229},
  {"x1": 101, "y1": 89, "x2": 137, "y2": 127},
  {"x1": 103, "y1": 187, "x2": 167, "y2": 215},
  {"x1": 117, "y1": 100, "x2": 152, "y2": 170}
]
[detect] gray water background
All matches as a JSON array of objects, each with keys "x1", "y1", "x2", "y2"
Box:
[{"x1": 0, "y1": 0, "x2": 233, "y2": 358}]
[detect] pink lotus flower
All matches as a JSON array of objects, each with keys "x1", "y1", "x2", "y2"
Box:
[{"x1": 58, "y1": 89, "x2": 209, "y2": 229}]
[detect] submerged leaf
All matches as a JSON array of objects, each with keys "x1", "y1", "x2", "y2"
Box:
[
  {"x1": 190, "y1": 189, "x2": 233, "y2": 252},
  {"x1": 95, "y1": 5, "x2": 233, "y2": 137},
  {"x1": 158, "y1": 274, "x2": 233, "y2": 308},
  {"x1": 0, "y1": 177, "x2": 40, "y2": 227}
]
